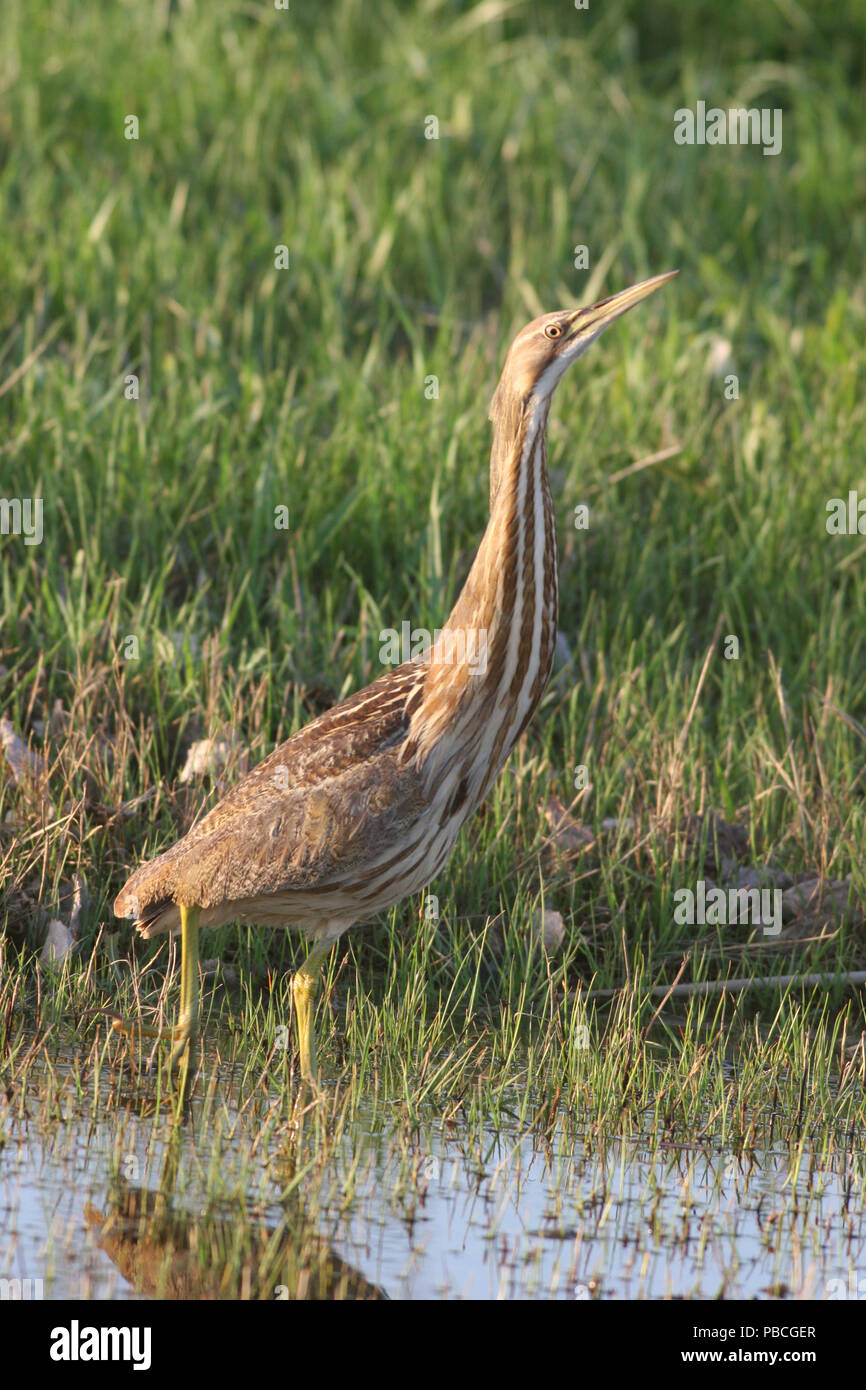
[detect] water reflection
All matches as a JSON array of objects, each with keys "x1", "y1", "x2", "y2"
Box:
[{"x1": 83, "y1": 1128, "x2": 387, "y2": 1299}]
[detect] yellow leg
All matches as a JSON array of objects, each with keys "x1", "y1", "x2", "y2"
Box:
[
  {"x1": 113, "y1": 903, "x2": 201, "y2": 1081},
  {"x1": 170, "y1": 903, "x2": 200, "y2": 1069},
  {"x1": 292, "y1": 940, "x2": 331, "y2": 1086}
]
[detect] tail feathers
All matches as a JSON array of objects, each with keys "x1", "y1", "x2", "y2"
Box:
[
  {"x1": 114, "y1": 858, "x2": 178, "y2": 938},
  {"x1": 134, "y1": 899, "x2": 173, "y2": 937},
  {"x1": 114, "y1": 888, "x2": 174, "y2": 938}
]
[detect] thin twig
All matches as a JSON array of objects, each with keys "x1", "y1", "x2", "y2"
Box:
[
  {"x1": 591, "y1": 969, "x2": 866, "y2": 1000},
  {"x1": 0, "y1": 320, "x2": 63, "y2": 400},
  {"x1": 604, "y1": 443, "x2": 682, "y2": 488}
]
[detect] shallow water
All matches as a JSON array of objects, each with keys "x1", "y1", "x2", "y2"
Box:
[{"x1": 2, "y1": 1050, "x2": 865, "y2": 1301}]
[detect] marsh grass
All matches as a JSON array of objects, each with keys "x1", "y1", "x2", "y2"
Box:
[{"x1": 3, "y1": 941, "x2": 866, "y2": 1297}]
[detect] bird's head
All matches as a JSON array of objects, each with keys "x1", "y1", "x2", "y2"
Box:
[{"x1": 492, "y1": 270, "x2": 678, "y2": 413}]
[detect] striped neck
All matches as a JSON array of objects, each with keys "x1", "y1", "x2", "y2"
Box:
[{"x1": 414, "y1": 389, "x2": 559, "y2": 796}]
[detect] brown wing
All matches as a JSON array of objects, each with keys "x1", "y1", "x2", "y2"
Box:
[{"x1": 114, "y1": 660, "x2": 428, "y2": 924}]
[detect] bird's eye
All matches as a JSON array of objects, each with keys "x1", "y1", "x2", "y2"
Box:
[{"x1": 544, "y1": 323, "x2": 562, "y2": 339}]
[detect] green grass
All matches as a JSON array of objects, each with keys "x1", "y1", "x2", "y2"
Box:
[
  {"x1": 3, "y1": 931, "x2": 865, "y2": 1298},
  {"x1": 2, "y1": 0, "x2": 866, "y2": 1124}
]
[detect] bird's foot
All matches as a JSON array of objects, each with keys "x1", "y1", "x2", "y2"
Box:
[
  {"x1": 110, "y1": 903, "x2": 201, "y2": 1092},
  {"x1": 110, "y1": 1014, "x2": 198, "y2": 1072}
]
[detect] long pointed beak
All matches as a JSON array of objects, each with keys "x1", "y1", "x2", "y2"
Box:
[{"x1": 568, "y1": 270, "x2": 678, "y2": 339}]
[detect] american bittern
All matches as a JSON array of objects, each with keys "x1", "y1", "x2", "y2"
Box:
[{"x1": 114, "y1": 271, "x2": 676, "y2": 1084}]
